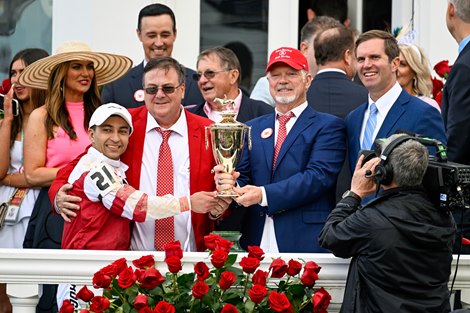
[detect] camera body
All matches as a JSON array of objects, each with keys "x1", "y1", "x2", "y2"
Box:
[
  {"x1": 359, "y1": 135, "x2": 470, "y2": 212},
  {"x1": 0, "y1": 93, "x2": 19, "y2": 117}
]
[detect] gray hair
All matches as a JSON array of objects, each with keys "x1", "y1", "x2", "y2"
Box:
[
  {"x1": 450, "y1": 0, "x2": 470, "y2": 23},
  {"x1": 381, "y1": 134, "x2": 429, "y2": 187},
  {"x1": 197, "y1": 47, "x2": 241, "y2": 83}
]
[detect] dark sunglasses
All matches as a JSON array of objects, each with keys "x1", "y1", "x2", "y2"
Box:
[
  {"x1": 192, "y1": 69, "x2": 230, "y2": 81},
  {"x1": 144, "y1": 83, "x2": 182, "y2": 95}
]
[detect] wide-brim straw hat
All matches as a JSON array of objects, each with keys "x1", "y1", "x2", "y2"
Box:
[{"x1": 18, "y1": 41, "x2": 133, "y2": 89}]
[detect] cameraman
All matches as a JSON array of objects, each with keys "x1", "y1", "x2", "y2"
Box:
[{"x1": 319, "y1": 133, "x2": 456, "y2": 313}]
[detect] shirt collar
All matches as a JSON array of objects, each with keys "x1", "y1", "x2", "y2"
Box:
[
  {"x1": 275, "y1": 100, "x2": 308, "y2": 117},
  {"x1": 316, "y1": 68, "x2": 347, "y2": 75},
  {"x1": 459, "y1": 34, "x2": 470, "y2": 54},
  {"x1": 203, "y1": 89, "x2": 243, "y2": 122},
  {"x1": 88, "y1": 146, "x2": 129, "y2": 175},
  {"x1": 145, "y1": 106, "x2": 187, "y2": 138},
  {"x1": 368, "y1": 82, "x2": 402, "y2": 114}
]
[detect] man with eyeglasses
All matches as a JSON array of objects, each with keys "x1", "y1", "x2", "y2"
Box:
[
  {"x1": 101, "y1": 3, "x2": 203, "y2": 108},
  {"x1": 50, "y1": 57, "x2": 230, "y2": 253},
  {"x1": 214, "y1": 47, "x2": 346, "y2": 253},
  {"x1": 189, "y1": 46, "x2": 273, "y2": 231}
]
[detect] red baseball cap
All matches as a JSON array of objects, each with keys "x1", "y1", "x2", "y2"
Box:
[{"x1": 266, "y1": 47, "x2": 309, "y2": 73}]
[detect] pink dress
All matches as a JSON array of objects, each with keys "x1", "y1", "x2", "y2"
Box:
[{"x1": 45, "y1": 101, "x2": 91, "y2": 167}]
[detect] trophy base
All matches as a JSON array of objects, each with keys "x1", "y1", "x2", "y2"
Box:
[{"x1": 216, "y1": 191, "x2": 239, "y2": 198}]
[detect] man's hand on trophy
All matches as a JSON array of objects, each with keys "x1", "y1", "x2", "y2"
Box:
[
  {"x1": 233, "y1": 185, "x2": 262, "y2": 207},
  {"x1": 212, "y1": 165, "x2": 240, "y2": 194},
  {"x1": 190, "y1": 191, "x2": 219, "y2": 214}
]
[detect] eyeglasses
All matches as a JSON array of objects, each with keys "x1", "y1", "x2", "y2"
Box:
[
  {"x1": 192, "y1": 69, "x2": 231, "y2": 81},
  {"x1": 144, "y1": 83, "x2": 183, "y2": 95}
]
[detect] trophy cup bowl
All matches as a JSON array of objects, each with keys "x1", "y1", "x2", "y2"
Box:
[{"x1": 205, "y1": 98, "x2": 251, "y2": 198}]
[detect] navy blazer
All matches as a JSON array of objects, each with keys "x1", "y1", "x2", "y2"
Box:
[
  {"x1": 189, "y1": 93, "x2": 273, "y2": 123},
  {"x1": 101, "y1": 61, "x2": 204, "y2": 108},
  {"x1": 307, "y1": 71, "x2": 368, "y2": 119},
  {"x1": 237, "y1": 106, "x2": 346, "y2": 252},
  {"x1": 345, "y1": 89, "x2": 448, "y2": 172},
  {"x1": 441, "y1": 42, "x2": 470, "y2": 165}
]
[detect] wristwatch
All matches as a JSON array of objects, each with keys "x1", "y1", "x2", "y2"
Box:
[{"x1": 342, "y1": 190, "x2": 361, "y2": 202}]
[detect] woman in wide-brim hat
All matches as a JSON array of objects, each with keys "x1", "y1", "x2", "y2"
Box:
[{"x1": 18, "y1": 41, "x2": 131, "y2": 312}]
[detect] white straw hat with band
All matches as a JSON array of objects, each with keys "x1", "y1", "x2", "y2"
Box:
[{"x1": 18, "y1": 41, "x2": 133, "y2": 90}]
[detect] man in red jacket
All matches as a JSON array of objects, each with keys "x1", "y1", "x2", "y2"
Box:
[{"x1": 50, "y1": 57, "x2": 229, "y2": 252}]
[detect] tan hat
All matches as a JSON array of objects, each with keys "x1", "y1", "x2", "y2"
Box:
[{"x1": 18, "y1": 41, "x2": 133, "y2": 90}]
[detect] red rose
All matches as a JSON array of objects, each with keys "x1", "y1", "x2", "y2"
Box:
[
  {"x1": 211, "y1": 249, "x2": 228, "y2": 268},
  {"x1": 118, "y1": 266, "x2": 137, "y2": 288},
  {"x1": 89, "y1": 296, "x2": 110, "y2": 313},
  {"x1": 204, "y1": 234, "x2": 222, "y2": 251},
  {"x1": 286, "y1": 259, "x2": 302, "y2": 276},
  {"x1": 435, "y1": 91, "x2": 443, "y2": 106},
  {"x1": 79, "y1": 310, "x2": 90, "y2": 313},
  {"x1": 219, "y1": 271, "x2": 236, "y2": 290},
  {"x1": 194, "y1": 261, "x2": 210, "y2": 281},
  {"x1": 132, "y1": 255, "x2": 155, "y2": 269},
  {"x1": 59, "y1": 299, "x2": 75, "y2": 313},
  {"x1": 164, "y1": 240, "x2": 183, "y2": 260},
  {"x1": 252, "y1": 270, "x2": 268, "y2": 286},
  {"x1": 111, "y1": 257, "x2": 128, "y2": 274},
  {"x1": 269, "y1": 258, "x2": 288, "y2": 278},
  {"x1": 215, "y1": 237, "x2": 234, "y2": 253},
  {"x1": 0, "y1": 78, "x2": 10, "y2": 94},
  {"x1": 249, "y1": 284, "x2": 268, "y2": 304},
  {"x1": 192, "y1": 281, "x2": 209, "y2": 299},
  {"x1": 134, "y1": 294, "x2": 148, "y2": 310},
  {"x1": 138, "y1": 268, "x2": 165, "y2": 289},
  {"x1": 434, "y1": 60, "x2": 452, "y2": 79},
  {"x1": 247, "y1": 246, "x2": 265, "y2": 261},
  {"x1": 92, "y1": 271, "x2": 112, "y2": 289},
  {"x1": 138, "y1": 308, "x2": 153, "y2": 313},
  {"x1": 268, "y1": 291, "x2": 293, "y2": 313},
  {"x1": 239, "y1": 256, "x2": 260, "y2": 274},
  {"x1": 431, "y1": 77, "x2": 444, "y2": 98},
  {"x1": 165, "y1": 255, "x2": 182, "y2": 274},
  {"x1": 99, "y1": 263, "x2": 120, "y2": 277},
  {"x1": 154, "y1": 300, "x2": 176, "y2": 313},
  {"x1": 300, "y1": 268, "x2": 319, "y2": 287},
  {"x1": 312, "y1": 287, "x2": 331, "y2": 313},
  {"x1": 304, "y1": 261, "x2": 321, "y2": 273},
  {"x1": 76, "y1": 285, "x2": 94, "y2": 302},
  {"x1": 220, "y1": 303, "x2": 238, "y2": 313}
]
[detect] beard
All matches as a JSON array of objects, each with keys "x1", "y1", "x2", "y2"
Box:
[{"x1": 274, "y1": 95, "x2": 296, "y2": 104}]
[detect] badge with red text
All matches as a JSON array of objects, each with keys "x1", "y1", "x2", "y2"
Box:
[
  {"x1": 134, "y1": 89, "x2": 145, "y2": 102},
  {"x1": 261, "y1": 128, "x2": 273, "y2": 139},
  {"x1": 5, "y1": 187, "x2": 27, "y2": 225}
]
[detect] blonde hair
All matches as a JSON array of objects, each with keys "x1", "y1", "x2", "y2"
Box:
[
  {"x1": 398, "y1": 44, "x2": 433, "y2": 97},
  {"x1": 45, "y1": 61, "x2": 101, "y2": 139}
]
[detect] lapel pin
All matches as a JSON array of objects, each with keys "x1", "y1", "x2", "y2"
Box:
[
  {"x1": 261, "y1": 128, "x2": 273, "y2": 139},
  {"x1": 134, "y1": 89, "x2": 145, "y2": 102}
]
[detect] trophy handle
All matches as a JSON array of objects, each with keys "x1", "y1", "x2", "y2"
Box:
[{"x1": 247, "y1": 126, "x2": 252, "y2": 150}]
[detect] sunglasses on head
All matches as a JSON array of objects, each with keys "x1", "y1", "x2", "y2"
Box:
[
  {"x1": 192, "y1": 69, "x2": 231, "y2": 81},
  {"x1": 144, "y1": 83, "x2": 182, "y2": 95}
]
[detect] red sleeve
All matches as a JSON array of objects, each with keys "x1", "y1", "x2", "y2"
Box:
[{"x1": 48, "y1": 148, "x2": 88, "y2": 209}]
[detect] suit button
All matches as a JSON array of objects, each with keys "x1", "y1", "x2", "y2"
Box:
[{"x1": 259, "y1": 212, "x2": 264, "y2": 217}]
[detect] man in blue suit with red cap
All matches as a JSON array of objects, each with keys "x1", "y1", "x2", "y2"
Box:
[{"x1": 215, "y1": 47, "x2": 346, "y2": 253}]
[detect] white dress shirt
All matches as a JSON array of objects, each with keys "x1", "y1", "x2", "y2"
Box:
[
  {"x1": 359, "y1": 82, "x2": 402, "y2": 145},
  {"x1": 130, "y1": 107, "x2": 195, "y2": 252}
]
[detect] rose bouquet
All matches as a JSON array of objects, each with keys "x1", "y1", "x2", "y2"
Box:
[
  {"x1": 432, "y1": 60, "x2": 453, "y2": 106},
  {"x1": 59, "y1": 234, "x2": 331, "y2": 313}
]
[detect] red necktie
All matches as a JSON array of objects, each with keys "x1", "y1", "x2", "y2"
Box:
[
  {"x1": 273, "y1": 112, "x2": 295, "y2": 167},
  {"x1": 154, "y1": 128, "x2": 175, "y2": 250}
]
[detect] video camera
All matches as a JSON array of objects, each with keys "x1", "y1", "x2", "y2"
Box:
[{"x1": 361, "y1": 133, "x2": 470, "y2": 212}]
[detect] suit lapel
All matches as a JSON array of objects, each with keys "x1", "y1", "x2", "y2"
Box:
[
  {"x1": 237, "y1": 94, "x2": 251, "y2": 122},
  {"x1": 130, "y1": 63, "x2": 144, "y2": 93},
  {"x1": 376, "y1": 90, "x2": 408, "y2": 138},
  {"x1": 259, "y1": 114, "x2": 276, "y2": 172},
  {"x1": 186, "y1": 111, "x2": 204, "y2": 194}
]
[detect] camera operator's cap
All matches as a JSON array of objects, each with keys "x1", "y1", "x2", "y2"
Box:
[
  {"x1": 89, "y1": 103, "x2": 133, "y2": 135},
  {"x1": 266, "y1": 47, "x2": 309, "y2": 73}
]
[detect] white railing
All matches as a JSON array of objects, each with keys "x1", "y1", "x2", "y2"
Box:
[{"x1": 1, "y1": 249, "x2": 470, "y2": 312}]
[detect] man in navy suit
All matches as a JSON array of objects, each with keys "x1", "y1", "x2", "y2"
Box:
[
  {"x1": 101, "y1": 3, "x2": 203, "y2": 108},
  {"x1": 216, "y1": 47, "x2": 346, "y2": 253},
  {"x1": 309, "y1": 24, "x2": 368, "y2": 201},
  {"x1": 190, "y1": 47, "x2": 273, "y2": 232},
  {"x1": 345, "y1": 30, "x2": 447, "y2": 173}
]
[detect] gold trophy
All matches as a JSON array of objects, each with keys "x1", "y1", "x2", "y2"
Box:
[{"x1": 205, "y1": 97, "x2": 251, "y2": 197}]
